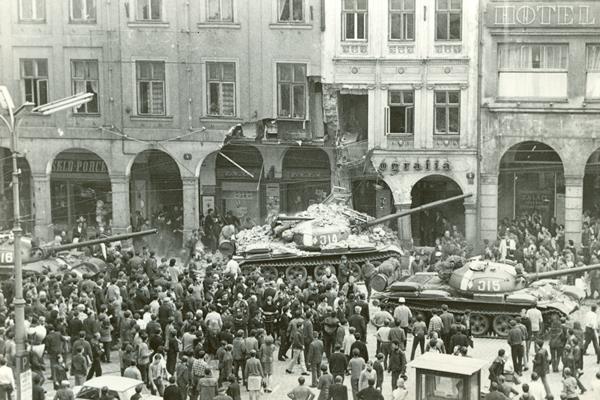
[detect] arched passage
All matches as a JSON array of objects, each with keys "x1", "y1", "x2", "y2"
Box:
[
  {"x1": 352, "y1": 177, "x2": 395, "y2": 219},
  {"x1": 0, "y1": 148, "x2": 32, "y2": 233},
  {"x1": 411, "y1": 175, "x2": 464, "y2": 246},
  {"x1": 584, "y1": 149, "x2": 600, "y2": 216},
  {"x1": 129, "y1": 149, "x2": 183, "y2": 227},
  {"x1": 282, "y1": 147, "x2": 331, "y2": 213},
  {"x1": 50, "y1": 149, "x2": 111, "y2": 237},
  {"x1": 498, "y1": 141, "x2": 564, "y2": 226},
  {"x1": 199, "y1": 145, "x2": 264, "y2": 230}
]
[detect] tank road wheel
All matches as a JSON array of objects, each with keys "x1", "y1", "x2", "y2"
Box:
[
  {"x1": 241, "y1": 265, "x2": 257, "y2": 278},
  {"x1": 260, "y1": 266, "x2": 278, "y2": 282},
  {"x1": 492, "y1": 315, "x2": 513, "y2": 337},
  {"x1": 469, "y1": 314, "x2": 491, "y2": 336},
  {"x1": 314, "y1": 265, "x2": 328, "y2": 282},
  {"x1": 286, "y1": 266, "x2": 308, "y2": 287}
]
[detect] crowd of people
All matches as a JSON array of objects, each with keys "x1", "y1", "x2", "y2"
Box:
[{"x1": 0, "y1": 208, "x2": 599, "y2": 400}]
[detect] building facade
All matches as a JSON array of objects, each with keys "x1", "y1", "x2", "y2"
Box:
[
  {"x1": 0, "y1": 0, "x2": 333, "y2": 240},
  {"x1": 480, "y1": 0, "x2": 600, "y2": 245},
  {"x1": 322, "y1": 0, "x2": 480, "y2": 245}
]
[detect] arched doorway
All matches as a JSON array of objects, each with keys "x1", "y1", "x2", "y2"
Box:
[
  {"x1": 352, "y1": 178, "x2": 395, "y2": 219},
  {"x1": 584, "y1": 149, "x2": 600, "y2": 216},
  {"x1": 282, "y1": 148, "x2": 331, "y2": 213},
  {"x1": 498, "y1": 141, "x2": 564, "y2": 226},
  {"x1": 0, "y1": 148, "x2": 32, "y2": 233},
  {"x1": 411, "y1": 175, "x2": 464, "y2": 246},
  {"x1": 209, "y1": 145, "x2": 264, "y2": 225},
  {"x1": 50, "y1": 149, "x2": 111, "y2": 237}
]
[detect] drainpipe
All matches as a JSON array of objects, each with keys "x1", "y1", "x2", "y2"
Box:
[{"x1": 476, "y1": 0, "x2": 484, "y2": 246}]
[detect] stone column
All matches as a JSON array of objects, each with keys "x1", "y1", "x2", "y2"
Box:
[
  {"x1": 32, "y1": 173, "x2": 52, "y2": 241},
  {"x1": 564, "y1": 175, "x2": 583, "y2": 246},
  {"x1": 110, "y1": 175, "x2": 130, "y2": 234},
  {"x1": 395, "y1": 203, "x2": 412, "y2": 242},
  {"x1": 479, "y1": 173, "x2": 498, "y2": 242},
  {"x1": 182, "y1": 177, "x2": 199, "y2": 237},
  {"x1": 464, "y1": 202, "x2": 477, "y2": 245}
]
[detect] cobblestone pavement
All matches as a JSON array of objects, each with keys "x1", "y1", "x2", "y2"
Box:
[{"x1": 40, "y1": 305, "x2": 600, "y2": 400}]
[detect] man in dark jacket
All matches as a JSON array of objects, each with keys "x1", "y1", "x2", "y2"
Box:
[
  {"x1": 307, "y1": 332, "x2": 324, "y2": 387},
  {"x1": 163, "y1": 377, "x2": 181, "y2": 400},
  {"x1": 388, "y1": 341, "x2": 406, "y2": 391},
  {"x1": 357, "y1": 378, "x2": 383, "y2": 400},
  {"x1": 349, "y1": 333, "x2": 368, "y2": 362},
  {"x1": 507, "y1": 320, "x2": 524, "y2": 375},
  {"x1": 328, "y1": 346, "x2": 348, "y2": 384},
  {"x1": 439, "y1": 304, "x2": 455, "y2": 354},
  {"x1": 328, "y1": 375, "x2": 347, "y2": 400},
  {"x1": 348, "y1": 307, "x2": 367, "y2": 345},
  {"x1": 488, "y1": 349, "x2": 506, "y2": 386}
]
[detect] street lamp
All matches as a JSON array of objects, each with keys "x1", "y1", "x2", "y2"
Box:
[{"x1": 0, "y1": 86, "x2": 93, "y2": 400}]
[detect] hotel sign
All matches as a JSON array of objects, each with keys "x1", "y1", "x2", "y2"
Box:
[{"x1": 487, "y1": 2, "x2": 600, "y2": 27}]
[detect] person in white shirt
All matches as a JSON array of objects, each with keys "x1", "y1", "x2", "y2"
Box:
[
  {"x1": 205, "y1": 305, "x2": 223, "y2": 335},
  {"x1": 0, "y1": 357, "x2": 15, "y2": 400},
  {"x1": 376, "y1": 321, "x2": 392, "y2": 369},
  {"x1": 391, "y1": 377, "x2": 408, "y2": 400},
  {"x1": 582, "y1": 304, "x2": 600, "y2": 364},
  {"x1": 526, "y1": 305, "x2": 543, "y2": 361},
  {"x1": 223, "y1": 255, "x2": 241, "y2": 280},
  {"x1": 528, "y1": 372, "x2": 546, "y2": 400},
  {"x1": 393, "y1": 298, "x2": 412, "y2": 332}
]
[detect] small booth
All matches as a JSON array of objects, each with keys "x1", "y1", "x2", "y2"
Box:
[{"x1": 409, "y1": 353, "x2": 488, "y2": 400}]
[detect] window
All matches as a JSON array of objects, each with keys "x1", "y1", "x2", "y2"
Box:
[
  {"x1": 586, "y1": 45, "x2": 600, "y2": 98},
  {"x1": 277, "y1": 63, "x2": 306, "y2": 119},
  {"x1": 497, "y1": 43, "x2": 568, "y2": 98},
  {"x1": 206, "y1": 62, "x2": 236, "y2": 116},
  {"x1": 343, "y1": 0, "x2": 368, "y2": 41},
  {"x1": 386, "y1": 91, "x2": 414, "y2": 134},
  {"x1": 136, "y1": 61, "x2": 166, "y2": 115},
  {"x1": 207, "y1": 0, "x2": 233, "y2": 22},
  {"x1": 434, "y1": 91, "x2": 460, "y2": 135},
  {"x1": 70, "y1": 0, "x2": 96, "y2": 22},
  {"x1": 21, "y1": 59, "x2": 48, "y2": 106},
  {"x1": 71, "y1": 60, "x2": 99, "y2": 114},
  {"x1": 19, "y1": 0, "x2": 45, "y2": 21},
  {"x1": 137, "y1": 0, "x2": 162, "y2": 21},
  {"x1": 389, "y1": 0, "x2": 414, "y2": 41},
  {"x1": 278, "y1": 0, "x2": 304, "y2": 22},
  {"x1": 436, "y1": 0, "x2": 461, "y2": 40}
]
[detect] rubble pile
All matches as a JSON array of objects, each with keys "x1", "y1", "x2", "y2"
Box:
[{"x1": 236, "y1": 203, "x2": 400, "y2": 254}]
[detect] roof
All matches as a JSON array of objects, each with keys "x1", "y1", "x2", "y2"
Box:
[
  {"x1": 408, "y1": 353, "x2": 488, "y2": 376},
  {"x1": 80, "y1": 376, "x2": 143, "y2": 392}
]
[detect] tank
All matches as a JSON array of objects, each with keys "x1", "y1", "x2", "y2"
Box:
[
  {"x1": 235, "y1": 193, "x2": 472, "y2": 286},
  {"x1": 374, "y1": 258, "x2": 600, "y2": 337},
  {"x1": 0, "y1": 229, "x2": 157, "y2": 277}
]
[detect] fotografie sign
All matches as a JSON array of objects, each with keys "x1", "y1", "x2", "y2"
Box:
[{"x1": 487, "y1": 2, "x2": 600, "y2": 27}]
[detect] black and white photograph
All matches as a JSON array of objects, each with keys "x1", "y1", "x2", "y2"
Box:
[{"x1": 1, "y1": 1, "x2": 600, "y2": 399}]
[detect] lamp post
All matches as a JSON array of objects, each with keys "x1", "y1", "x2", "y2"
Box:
[{"x1": 0, "y1": 87, "x2": 93, "y2": 400}]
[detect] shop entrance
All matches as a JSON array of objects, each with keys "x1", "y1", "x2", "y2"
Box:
[
  {"x1": 498, "y1": 141, "x2": 564, "y2": 226},
  {"x1": 50, "y1": 149, "x2": 111, "y2": 237},
  {"x1": 411, "y1": 175, "x2": 464, "y2": 246},
  {"x1": 0, "y1": 148, "x2": 32, "y2": 233},
  {"x1": 282, "y1": 148, "x2": 331, "y2": 213}
]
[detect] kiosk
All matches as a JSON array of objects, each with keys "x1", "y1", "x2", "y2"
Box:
[{"x1": 409, "y1": 353, "x2": 488, "y2": 400}]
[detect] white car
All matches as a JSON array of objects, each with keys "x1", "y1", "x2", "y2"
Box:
[{"x1": 74, "y1": 376, "x2": 162, "y2": 400}]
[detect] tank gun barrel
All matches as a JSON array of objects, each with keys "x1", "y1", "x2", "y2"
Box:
[
  {"x1": 46, "y1": 229, "x2": 157, "y2": 253},
  {"x1": 526, "y1": 263, "x2": 600, "y2": 281},
  {"x1": 361, "y1": 193, "x2": 473, "y2": 228},
  {"x1": 276, "y1": 216, "x2": 315, "y2": 221}
]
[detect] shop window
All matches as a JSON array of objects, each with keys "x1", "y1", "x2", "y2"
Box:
[
  {"x1": 72, "y1": 60, "x2": 99, "y2": 114},
  {"x1": 21, "y1": 59, "x2": 48, "y2": 106},
  {"x1": 497, "y1": 43, "x2": 568, "y2": 99},
  {"x1": 19, "y1": 0, "x2": 45, "y2": 22},
  {"x1": 208, "y1": 0, "x2": 233, "y2": 22},
  {"x1": 277, "y1": 63, "x2": 306, "y2": 119},
  {"x1": 70, "y1": 0, "x2": 96, "y2": 23},
  {"x1": 206, "y1": 62, "x2": 236, "y2": 117},
  {"x1": 136, "y1": 61, "x2": 166, "y2": 115},
  {"x1": 434, "y1": 90, "x2": 460, "y2": 135},
  {"x1": 389, "y1": 0, "x2": 414, "y2": 41},
  {"x1": 435, "y1": 0, "x2": 461, "y2": 41},
  {"x1": 343, "y1": 0, "x2": 368, "y2": 41},
  {"x1": 137, "y1": 0, "x2": 162, "y2": 21},
  {"x1": 385, "y1": 90, "x2": 414, "y2": 135},
  {"x1": 586, "y1": 45, "x2": 600, "y2": 99},
  {"x1": 278, "y1": 0, "x2": 304, "y2": 23}
]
